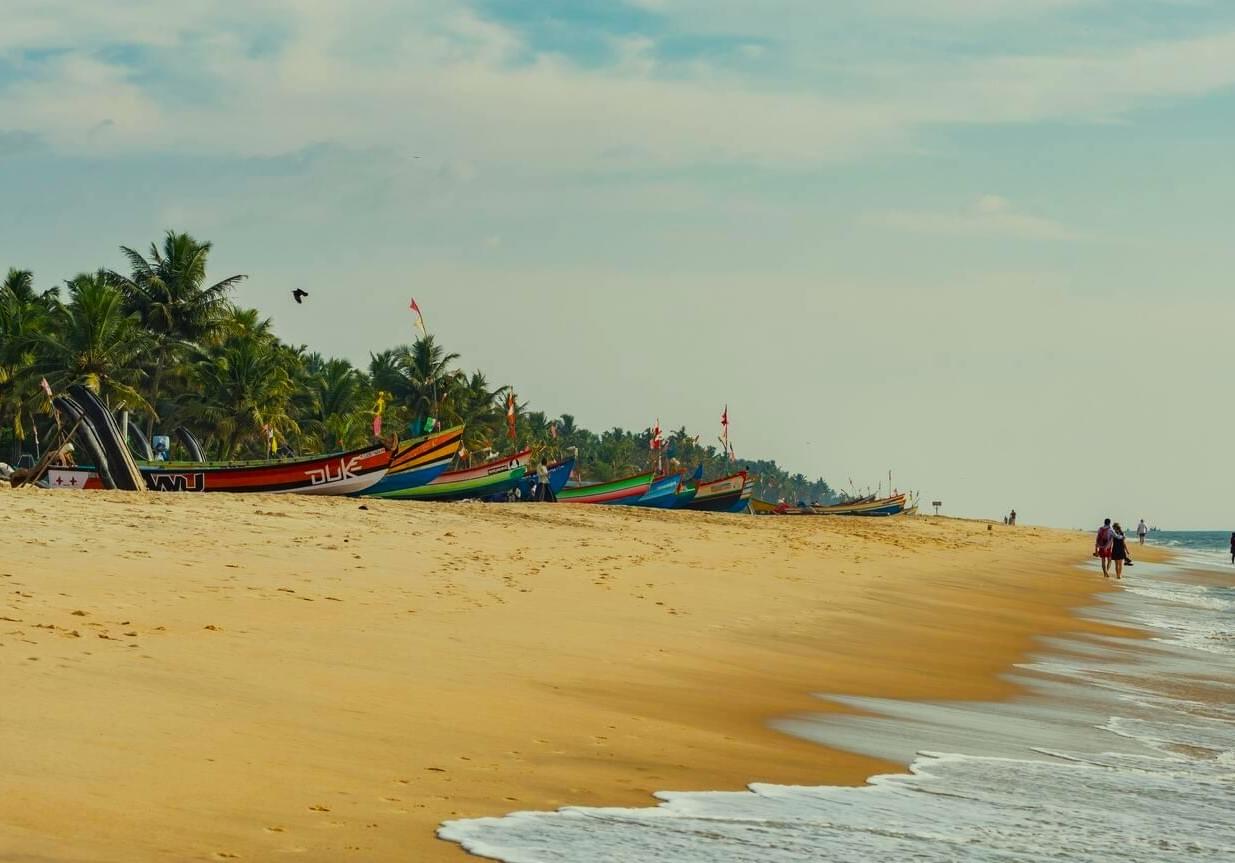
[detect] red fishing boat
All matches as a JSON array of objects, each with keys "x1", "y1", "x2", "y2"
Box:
[{"x1": 47, "y1": 443, "x2": 392, "y2": 495}]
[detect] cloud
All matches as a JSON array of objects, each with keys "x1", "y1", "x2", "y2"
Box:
[
  {"x1": 864, "y1": 195, "x2": 1083, "y2": 240},
  {"x1": 1, "y1": 0, "x2": 1235, "y2": 172}
]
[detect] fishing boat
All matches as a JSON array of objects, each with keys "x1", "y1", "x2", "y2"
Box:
[
  {"x1": 376, "y1": 450, "x2": 530, "y2": 501},
  {"x1": 358, "y1": 425, "x2": 463, "y2": 497},
  {"x1": 684, "y1": 470, "x2": 751, "y2": 512},
  {"x1": 634, "y1": 473, "x2": 686, "y2": 508},
  {"x1": 811, "y1": 493, "x2": 907, "y2": 516},
  {"x1": 487, "y1": 457, "x2": 575, "y2": 502},
  {"x1": 49, "y1": 443, "x2": 393, "y2": 495},
  {"x1": 558, "y1": 471, "x2": 654, "y2": 505}
]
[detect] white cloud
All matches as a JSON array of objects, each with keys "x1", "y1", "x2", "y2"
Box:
[
  {"x1": 2, "y1": 0, "x2": 1235, "y2": 171},
  {"x1": 865, "y1": 195, "x2": 1082, "y2": 240}
]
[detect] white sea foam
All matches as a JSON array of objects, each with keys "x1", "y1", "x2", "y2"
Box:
[{"x1": 440, "y1": 559, "x2": 1235, "y2": 862}]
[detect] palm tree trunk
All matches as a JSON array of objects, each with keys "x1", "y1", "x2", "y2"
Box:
[{"x1": 144, "y1": 348, "x2": 165, "y2": 440}]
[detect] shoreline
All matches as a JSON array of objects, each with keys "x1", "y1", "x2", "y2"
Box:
[{"x1": 0, "y1": 488, "x2": 1157, "y2": 861}]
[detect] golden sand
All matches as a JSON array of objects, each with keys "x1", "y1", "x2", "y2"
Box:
[{"x1": 0, "y1": 488, "x2": 1156, "y2": 861}]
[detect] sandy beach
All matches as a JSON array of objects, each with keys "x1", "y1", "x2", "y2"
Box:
[{"x1": 0, "y1": 488, "x2": 1154, "y2": 861}]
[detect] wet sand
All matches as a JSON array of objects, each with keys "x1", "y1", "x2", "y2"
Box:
[{"x1": 0, "y1": 487, "x2": 1155, "y2": 860}]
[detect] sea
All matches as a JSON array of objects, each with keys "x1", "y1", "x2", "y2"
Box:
[{"x1": 439, "y1": 532, "x2": 1235, "y2": 862}]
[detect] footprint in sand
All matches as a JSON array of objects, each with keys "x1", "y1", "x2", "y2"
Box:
[
  {"x1": 307, "y1": 804, "x2": 331, "y2": 812},
  {"x1": 264, "y1": 826, "x2": 285, "y2": 833}
]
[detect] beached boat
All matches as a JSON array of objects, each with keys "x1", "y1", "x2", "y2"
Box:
[
  {"x1": 811, "y1": 493, "x2": 907, "y2": 516},
  {"x1": 684, "y1": 470, "x2": 751, "y2": 512},
  {"x1": 359, "y1": 426, "x2": 463, "y2": 498},
  {"x1": 558, "y1": 471, "x2": 655, "y2": 505},
  {"x1": 50, "y1": 443, "x2": 393, "y2": 494},
  {"x1": 487, "y1": 457, "x2": 576, "y2": 502},
  {"x1": 377, "y1": 450, "x2": 530, "y2": 501},
  {"x1": 634, "y1": 473, "x2": 687, "y2": 508}
]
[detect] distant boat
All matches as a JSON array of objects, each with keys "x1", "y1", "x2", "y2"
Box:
[
  {"x1": 754, "y1": 492, "x2": 909, "y2": 517},
  {"x1": 558, "y1": 471, "x2": 655, "y2": 505},
  {"x1": 359, "y1": 425, "x2": 464, "y2": 498},
  {"x1": 379, "y1": 450, "x2": 530, "y2": 501},
  {"x1": 50, "y1": 443, "x2": 393, "y2": 495},
  {"x1": 684, "y1": 470, "x2": 752, "y2": 513}
]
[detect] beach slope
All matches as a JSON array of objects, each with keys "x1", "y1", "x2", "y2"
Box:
[{"x1": 0, "y1": 489, "x2": 1136, "y2": 860}]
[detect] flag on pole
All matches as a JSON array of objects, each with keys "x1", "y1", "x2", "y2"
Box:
[
  {"x1": 409, "y1": 298, "x2": 427, "y2": 338},
  {"x1": 506, "y1": 392, "x2": 517, "y2": 441},
  {"x1": 650, "y1": 418, "x2": 662, "y2": 450}
]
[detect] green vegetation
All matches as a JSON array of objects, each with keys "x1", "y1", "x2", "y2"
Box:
[{"x1": 2, "y1": 232, "x2": 839, "y2": 503}]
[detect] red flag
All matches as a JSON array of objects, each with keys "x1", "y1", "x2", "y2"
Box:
[
  {"x1": 650, "y1": 419, "x2": 662, "y2": 450},
  {"x1": 721, "y1": 406, "x2": 728, "y2": 429},
  {"x1": 506, "y1": 393, "x2": 517, "y2": 441},
  {"x1": 409, "y1": 298, "x2": 426, "y2": 337}
]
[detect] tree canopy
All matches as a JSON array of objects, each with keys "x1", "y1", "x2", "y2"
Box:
[{"x1": 2, "y1": 236, "x2": 841, "y2": 503}]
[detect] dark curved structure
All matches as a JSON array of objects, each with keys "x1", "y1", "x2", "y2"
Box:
[
  {"x1": 174, "y1": 426, "x2": 206, "y2": 462},
  {"x1": 67, "y1": 385, "x2": 145, "y2": 491},
  {"x1": 119, "y1": 413, "x2": 154, "y2": 461},
  {"x1": 53, "y1": 396, "x2": 118, "y2": 490}
]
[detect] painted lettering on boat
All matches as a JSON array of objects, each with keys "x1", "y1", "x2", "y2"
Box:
[
  {"x1": 148, "y1": 472, "x2": 207, "y2": 492},
  {"x1": 487, "y1": 459, "x2": 517, "y2": 476},
  {"x1": 307, "y1": 456, "x2": 363, "y2": 486}
]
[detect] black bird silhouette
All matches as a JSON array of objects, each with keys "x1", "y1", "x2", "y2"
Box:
[{"x1": 292, "y1": 289, "x2": 309, "y2": 304}]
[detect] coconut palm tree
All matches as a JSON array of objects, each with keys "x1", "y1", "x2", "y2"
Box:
[
  {"x1": 302, "y1": 357, "x2": 372, "y2": 451},
  {"x1": 110, "y1": 231, "x2": 246, "y2": 437},
  {"x1": 1, "y1": 269, "x2": 59, "y2": 454},
  {"x1": 37, "y1": 271, "x2": 150, "y2": 410},
  {"x1": 181, "y1": 330, "x2": 298, "y2": 459}
]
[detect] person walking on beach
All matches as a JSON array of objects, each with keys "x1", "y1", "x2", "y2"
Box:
[
  {"x1": 1137, "y1": 519, "x2": 1148, "y2": 545},
  {"x1": 536, "y1": 460, "x2": 556, "y2": 502},
  {"x1": 1229, "y1": 532, "x2": 1234, "y2": 565},
  {"x1": 1095, "y1": 518, "x2": 1115, "y2": 578},
  {"x1": 1111, "y1": 523, "x2": 1129, "y2": 579},
  {"x1": 1009, "y1": 509, "x2": 1017, "y2": 526}
]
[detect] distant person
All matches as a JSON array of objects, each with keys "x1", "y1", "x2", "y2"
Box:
[
  {"x1": 1111, "y1": 522, "x2": 1128, "y2": 580},
  {"x1": 1137, "y1": 519, "x2": 1148, "y2": 545},
  {"x1": 537, "y1": 460, "x2": 555, "y2": 502},
  {"x1": 1094, "y1": 518, "x2": 1114, "y2": 578},
  {"x1": 1009, "y1": 509, "x2": 1017, "y2": 526},
  {"x1": 153, "y1": 440, "x2": 169, "y2": 462},
  {"x1": 1003, "y1": 515, "x2": 1008, "y2": 525},
  {"x1": 1230, "y1": 533, "x2": 1234, "y2": 565}
]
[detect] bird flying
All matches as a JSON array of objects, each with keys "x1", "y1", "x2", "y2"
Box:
[{"x1": 292, "y1": 289, "x2": 309, "y2": 304}]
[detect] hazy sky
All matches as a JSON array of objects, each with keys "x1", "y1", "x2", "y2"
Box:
[{"x1": 3, "y1": 1, "x2": 1234, "y2": 527}]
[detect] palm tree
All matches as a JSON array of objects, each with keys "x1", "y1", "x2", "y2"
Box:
[
  {"x1": 38, "y1": 272, "x2": 150, "y2": 409},
  {"x1": 444, "y1": 370, "x2": 509, "y2": 451},
  {"x1": 368, "y1": 336, "x2": 461, "y2": 429},
  {"x1": 110, "y1": 231, "x2": 246, "y2": 437},
  {"x1": 181, "y1": 331, "x2": 298, "y2": 459},
  {"x1": 302, "y1": 357, "x2": 372, "y2": 451},
  {"x1": 1, "y1": 269, "x2": 59, "y2": 454}
]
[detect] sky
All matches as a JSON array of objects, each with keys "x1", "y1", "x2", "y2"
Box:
[{"x1": 3, "y1": 0, "x2": 1234, "y2": 528}]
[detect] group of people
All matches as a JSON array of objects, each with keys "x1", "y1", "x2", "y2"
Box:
[
  {"x1": 1003, "y1": 509, "x2": 1017, "y2": 525},
  {"x1": 1093, "y1": 518, "x2": 1148, "y2": 579}
]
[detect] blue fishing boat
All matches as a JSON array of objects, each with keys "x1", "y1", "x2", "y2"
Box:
[
  {"x1": 634, "y1": 473, "x2": 685, "y2": 508},
  {"x1": 487, "y1": 457, "x2": 575, "y2": 501}
]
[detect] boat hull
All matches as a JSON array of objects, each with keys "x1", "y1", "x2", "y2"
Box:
[
  {"x1": 558, "y1": 471, "x2": 654, "y2": 505},
  {"x1": 634, "y1": 474, "x2": 685, "y2": 508},
  {"x1": 685, "y1": 471, "x2": 750, "y2": 512},
  {"x1": 50, "y1": 445, "x2": 392, "y2": 495},
  {"x1": 360, "y1": 427, "x2": 463, "y2": 497},
  {"x1": 383, "y1": 450, "x2": 531, "y2": 501}
]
